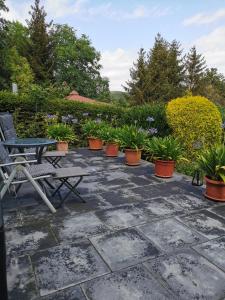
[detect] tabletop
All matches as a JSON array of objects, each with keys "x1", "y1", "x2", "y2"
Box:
[{"x1": 3, "y1": 138, "x2": 56, "y2": 148}]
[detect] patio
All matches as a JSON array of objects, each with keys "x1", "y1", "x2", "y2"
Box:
[{"x1": 3, "y1": 148, "x2": 225, "y2": 300}]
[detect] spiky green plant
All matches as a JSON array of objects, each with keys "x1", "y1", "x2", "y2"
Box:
[
  {"x1": 47, "y1": 123, "x2": 76, "y2": 142},
  {"x1": 119, "y1": 125, "x2": 148, "y2": 150},
  {"x1": 145, "y1": 136, "x2": 183, "y2": 161},
  {"x1": 198, "y1": 144, "x2": 225, "y2": 182},
  {"x1": 99, "y1": 124, "x2": 121, "y2": 144},
  {"x1": 82, "y1": 120, "x2": 106, "y2": 139}
]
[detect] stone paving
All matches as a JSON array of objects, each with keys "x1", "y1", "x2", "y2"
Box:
[{"x1": 3, "y1": 148, "x2": 225, "y2": 300}]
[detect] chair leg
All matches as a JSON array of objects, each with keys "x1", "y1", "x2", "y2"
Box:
[
  {"x1": 22, "y1": 168, "x2": 56, "y2": 213},
  {"x1": 0, "y1": 168, "x2": 17, "y2": 199}
]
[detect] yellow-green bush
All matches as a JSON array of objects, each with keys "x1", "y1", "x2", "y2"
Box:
[{"x1": 166, "y1": 96, "x2": 222, "y2": 155}]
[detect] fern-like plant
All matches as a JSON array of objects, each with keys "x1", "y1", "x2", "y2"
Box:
[
  {"x1": 47, "y1": 123, "x2": 76, "y2": 142},
  {"x1": 99, "y1": 124, "x2": 121, "y2": 144},
  {"x1": 119, "y1": 125, "x2": 148, "y2": 150}
]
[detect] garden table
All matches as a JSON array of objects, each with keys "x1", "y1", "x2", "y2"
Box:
[{"x1": 3, "y1": 138, "x2": 56, "y2": 164}]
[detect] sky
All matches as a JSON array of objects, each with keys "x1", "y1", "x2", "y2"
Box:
[{"x1": 2, "y1": 0, "x2": 225, "y2": 91}]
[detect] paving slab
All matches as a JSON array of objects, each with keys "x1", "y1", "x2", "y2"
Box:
[
  {"x1": 99, "y1": 189, "x2": 143, "y2": 206},
  {"x1": 50, "y1": 211, "x2": 110, "y2": 242},
  {"x1": 90, "y1": 227, "x2": 161, "y2": 271},
  {"x1": 208, "y1": 204, "x2": 225, "y2": 219},
  {"x1": 176, "y1": 210, "x2": 225, "y2": 239},
  {"x1": 82, "y1": 264, "x2": 174, "y2": 300},
  {"x1": 138, "y1": 218, "x2": 207, "y2": 252},
  {"x1": 135, "y1": 197, "x2": 183, "y2": 219},
  {"x1": 144, "y1": 249, "x2": 225, "y2": 300},
  {"x1": 193, "y1": 236, "x2": 225, "y2": 272},
  {"x1": 31, "y1": 240, "x2": 110, "y2": 296},
  {"x1": 95, "y1": 205, "x2": 149, "y2": 229},
  {"x1": 3, "y1": 210, "x2": 22, "y2": 229},
  {"x1": 38, "y1": 285, "x2": 86, "y2": 300},
  {"x1": 7, "y1": 255, "x2": 38, "y2": 300},
  {"x1": 5, "y1": 223, "x2": 57, "y2": 257}
]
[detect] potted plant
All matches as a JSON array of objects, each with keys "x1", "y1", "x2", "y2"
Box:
[
  {"x1": 198, "y1": 144, "x2": 225, "y2": 201},
  {"x1": 47, "y1": 123, "x2": 77, "y2": 151},
  {"x1": 120, "y1": 125, "x2": 147, "y2": 166},
  {"x1": 145, "y1": 136, "x2": 183, "y2": 178},
  {"x1": 82, "y1": 120, "x2": 104, "y2": 150},
  {"x1": 100, "y1": 124, "x2": 121, "y2": 157}
]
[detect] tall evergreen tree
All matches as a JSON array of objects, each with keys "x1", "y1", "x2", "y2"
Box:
[
  {"x1": 185, "y1": 46, "x2": 206, "y2": 94},
  {"x1": 124, "y1": 48, "x2": 147, "y2": 105},
  {"x1": 26, "y1": 0, "x2": 53, "y2": 83}
]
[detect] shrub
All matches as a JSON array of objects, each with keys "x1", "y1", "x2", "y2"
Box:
[
  {"x1": 119, "y1": 125, "x2": 148, "y2": 150},
  {"x1": 47, "y1": 123, "x2": 77, "y2": 142},
  {"x1": 82, "y1": 120, "x2": 106, "y2": 139},
  {"x1": 145, "y1": 136, "x2": 183, "y2": 161},
  {"x1": 166, "y1": 96, "x2": 222, "y2": 155},
  {"x1": 99, "y1": 124, "x2": 121, "y2": 144}
]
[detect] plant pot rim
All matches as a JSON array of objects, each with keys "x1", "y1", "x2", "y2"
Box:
[
  {"x1": 88, "y1": 137, "x2": 101, "y2": 140},
  {"x1": 125, "y1": 148, "x2": 142, "y2": 152},
  {"x1": 155, "y1": 159, "x2": 175, "y2": 163},
  {"x1": 57, "y1": 140, "x2": 68, "y2": 143},
  {"x1": 205, "y1": 176, "x2": 225, "y2": 185}
]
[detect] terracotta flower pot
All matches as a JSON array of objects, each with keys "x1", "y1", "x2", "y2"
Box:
[
  {"x1": 204, "y1": 176, "x2": 225, "y2": 202},
  {"x1": 56, "y1": 141, "x2": 68, "y2": 152},
  {"x1": 105, "y1": 143, "x2": 119, "y2": 157},
  {"x1": 88, "y1": 138, "x2": 103, "y2": 150},
  {"x1": 125, "y1": 149, "x2": 142, "y2": 166},
  {"x1": 154, "y1": 160, "x2": 175, "y2": 178}
]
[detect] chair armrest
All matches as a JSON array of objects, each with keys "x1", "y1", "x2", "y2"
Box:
[
  {"x1": 0, "y1": 160, "x2": 37, "y2": 167},
  {"x1": 9, "y1": 153, "x2": 36, "y2": 157}
]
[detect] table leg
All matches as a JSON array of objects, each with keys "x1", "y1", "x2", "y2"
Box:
[{"x1": 37, "y1": 146, "x2": 44, "y2": 164}]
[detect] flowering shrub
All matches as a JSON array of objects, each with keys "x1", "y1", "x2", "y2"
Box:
[{"x1": 166, "y1": 96, "x2": 222, "y2": 155}]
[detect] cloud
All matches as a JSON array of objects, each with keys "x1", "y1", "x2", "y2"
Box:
[
  {"x1": 100, "y1": 48, "x2": 137, "y2": 91},
  {"x1": 194, "y1": 26, "x2": 225, "y2": 74},
  {"x1": 1, "y1": 0, "x2": 31, "y2": 24},
  {"x1": 183, "y1": 8, "x2": 225, "y2": 26}
]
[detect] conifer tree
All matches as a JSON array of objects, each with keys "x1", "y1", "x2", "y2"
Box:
[
  {"x1": 26, "y1": 0, "x2": 53, "y2": 83},
  {"x1": 185, "y1": 46, "x2": 206, "y2": 94},
  {"x1": 124, "y1": 48, "x2": 147, "y2": 105}
]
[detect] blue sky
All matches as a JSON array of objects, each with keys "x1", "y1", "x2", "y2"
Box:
[{"x1": 3, "y1": 0, "x2": 225, "y2": 90}]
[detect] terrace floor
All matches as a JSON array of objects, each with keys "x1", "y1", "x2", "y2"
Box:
[{"x1": 3, "y1": 148, "x2": 225, "y2": 300}]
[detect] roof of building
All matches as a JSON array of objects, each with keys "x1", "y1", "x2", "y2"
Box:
[{"x1": 66, "y1": 90, "x2": 97, "y2": 103}]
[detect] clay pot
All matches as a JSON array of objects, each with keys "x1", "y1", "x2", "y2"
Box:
[
  {"x1": 154, "y1": 160, "x2": 175, "y2": 178},
  {"x1": 56, "y1": 141, "x2": 68, "y2": 152},
  {"x1": 88, "y1": 138, "x2": 103, "y2": 150},
  {"x1": 105, "y1": 143, "x2": 119, "y2": 157},
  {"x1": 204, "y1": 176, "x2": 225, "y2": 202},
  {"x1": 125, "y1": 149, "x2": 142, "y2": 166}
]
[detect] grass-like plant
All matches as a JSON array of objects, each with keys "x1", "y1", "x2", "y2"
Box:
[
  {"x1": 119, "y1": 125, "x2": 148, "y2": 150},
  {"x1": 47, "y1": 123, "x2": 76, "y2": 142},
  {"x1": 82, "y1": 120, "x2": 105, "y2": 139},
  {"x1": 145, "y1": 136, "x2": 183, "y2": 161},
  {"x1": 198, "y1": 144, "x2": 225, "y2": 182},
  {"x1": 99, "y1": 124, "x2": 121, "y2": 144}
]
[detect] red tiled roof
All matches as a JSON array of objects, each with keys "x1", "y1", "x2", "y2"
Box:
[{"x1": 66, "y1": 90, "x2": 97, "y2": 103}]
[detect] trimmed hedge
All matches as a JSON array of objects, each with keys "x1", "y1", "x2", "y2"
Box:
[{"x1": 0, "y1": 91, "x2": 170, "y2": 140}]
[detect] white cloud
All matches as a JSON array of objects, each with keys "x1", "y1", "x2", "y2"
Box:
[
  {"x1": 1, "y1": 0, "x2": 31, "y2": 24},
  {"x1": 194, "y1": 26, "x2": 225, "y2": 74},
  {"x1": 100, "y1": 48, "x2": 137, "y2": 91},
  {"x1": 183, "y1": 8, "x2": 225, "y2": 26}
]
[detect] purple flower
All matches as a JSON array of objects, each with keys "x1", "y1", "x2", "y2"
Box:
[
  {"x1": 47, "y1": 114, "x2": 55, "y2": 119},
  {"x1": 138, "y1": 127, "x2": 145, "y2": 133},
  {"x1": 148, "y1": 128, "x2": 158, "y2": 135},
  {"x1": 62, "y1": 116, "x2": 69, "y2": 123},
  {"x1": 72, "y1": 118, "x2": 78, "y2": 124},
  {"x1": 83, "y1": 112, "x2": 89, "y2": 117},
  {"x1": 146, "y1": 116, "x2": 154, "y2": 123},
  {"x1": 95, "y1": 118, "x2": 101, "y2": 124}
]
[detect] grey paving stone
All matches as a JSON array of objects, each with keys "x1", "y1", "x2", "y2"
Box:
[
  {"x1": 138, "y1": 218, "x2": 207, "y2": 252},
  {"x1": 177, "y1": 210, "x2": 225, "y2": 239},
  {"x1": 208, "y1": 204, "x2": 225, "y2": 219},
  {"x1": 95, "y1": 205, "x2": 149, "y2": 229},
  {"x1": 90, "y1": 228, "x2": 161, "y2": 271},
  {"x1": 38, "y1": 285, "x2": 86, "y2": 300},
  {"x1": 82, "y1": 264, "x2": 174, "y2": 300},
  {"x1": 99, "y1": 189, "x2": 143, "y2": 206},
  {"x1": 7, "y1": 255, "x2": 38, "y2": 300},
  {"x1": 3, "y1": 210, "x2": 22, "y2": 229},
  {"x1": 50, "y1": 212, "x2": 110, "y2": 242},
  {"x1": 31, "y1": 240, "x2": 110, "y2": 296},
  {"x1": 135, "y1": 198, "x2": 183, "y2": 218},
  {"x1": 166, "y1": 193, "x2": 213, "y2": 211},
  {"x1": 128, "y1": 174, "x2": 161, "y2": 186},
  {"x1": 193, "y1": 236, "x2": 225, "y2": 272},
  {"x1": 6, "y1": 224, "x2": 57, "y2": 257},
  {"x1": 144, "y1": 249, "x2": 225, "y2": 300}
]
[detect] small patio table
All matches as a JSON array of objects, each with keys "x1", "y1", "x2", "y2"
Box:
[{"x1": 3, "y1": 138, "x2": 56, "y2": 164}]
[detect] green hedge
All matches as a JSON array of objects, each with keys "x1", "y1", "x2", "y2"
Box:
[{"x1": 0, "y1": 91, "x2": 170, "y2": 141}]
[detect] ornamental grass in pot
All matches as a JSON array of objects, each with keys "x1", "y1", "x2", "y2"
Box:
[
  {"x1": 82, "y1": 120, "x2": 104, "y2": 150},
  {"x1": 120, "y1": 125, "x2": 147, "y2": 166},
  {"x1": 100, "y1": 125, "x2": 121, "y2": 157},
  {"x1": 47, "y1": 123, "x2": 77, "y2": 151},
  {"x1": 198, "y1": 144, "x2": 225, "y2": 201},
  {"x1": 145, "y1": 136, "x2": 183, "y2": 178}
]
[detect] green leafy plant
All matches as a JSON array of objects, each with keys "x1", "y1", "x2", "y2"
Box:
[
  {"x1": 145, "y1": 136, "x2": 183, "y2": 161},
  {"x1": 119, "y1": 125, "x2": 148, "y2": 150},
  {"x1": 198, "y1": 144, "x2": 225, "y2": 182},
  {"x1": 82, "y1": 120, "x2": 105, "y2": 139},
  {"x1": 99, "y1": 124, "x2": 121, "y2": 144},
  {"x1": 47, "y1": 123, "x2": 76, "y2": 142}
]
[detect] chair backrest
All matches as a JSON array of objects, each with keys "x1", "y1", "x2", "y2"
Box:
[
  {"x1": 0, "y1": 114, "x2": 17, "y2": 141},
  {"x1": 0, "y1": 142, "x2": 13, "y2": 175}
]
